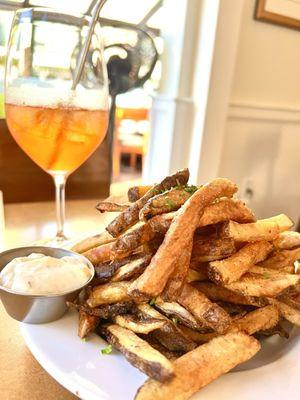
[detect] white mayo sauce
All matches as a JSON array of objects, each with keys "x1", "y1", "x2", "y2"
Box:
[{"x1": 0, "y1": 253, "x2": 91, "y2": 295}]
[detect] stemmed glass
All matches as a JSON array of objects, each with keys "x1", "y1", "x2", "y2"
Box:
[{"x1": 5, "y1": 7, "x2": 109, "y2": 243}]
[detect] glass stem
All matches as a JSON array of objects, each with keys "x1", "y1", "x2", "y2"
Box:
[{"x1": 53, "y1": 173, "x2": 67, "y2": 240}]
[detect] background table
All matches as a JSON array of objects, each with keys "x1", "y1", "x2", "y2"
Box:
[{"x1": 1, "y1": 198, "x2": 126, "y2": 399}]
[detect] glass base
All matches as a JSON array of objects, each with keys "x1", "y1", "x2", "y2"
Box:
[{"x1": 32, "y1": 234, "x2": 69, "y2": 249}]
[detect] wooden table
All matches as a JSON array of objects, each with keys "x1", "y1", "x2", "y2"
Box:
[{"x1": 0, "y1": 199, "x2": 122, "y2": 400}]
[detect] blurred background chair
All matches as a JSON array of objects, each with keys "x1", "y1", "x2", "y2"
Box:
[{"x1": 113, "y1": 106, "x2": 149, "y2": 178}]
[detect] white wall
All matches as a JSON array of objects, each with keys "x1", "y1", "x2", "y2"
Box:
[
  {"x1": 219, "y1": 0, "x2": 300, "y2": 223},
  {"x1": 230, "y1": 0, "x2": 300, "y2": 110}
]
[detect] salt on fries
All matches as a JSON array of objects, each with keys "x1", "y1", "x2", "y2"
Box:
[{"x1": 70, "y1": 169, "x2": 300, "y2": 400}]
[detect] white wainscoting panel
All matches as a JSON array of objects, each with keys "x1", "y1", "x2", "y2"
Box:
[{"x1": 219, "y1": 104, "x2": 300, "y2": 226}]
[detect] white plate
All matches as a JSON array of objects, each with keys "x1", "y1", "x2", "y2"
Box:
[{"x1": 21, "y1": 310, "x2": 300, "y2": 400}]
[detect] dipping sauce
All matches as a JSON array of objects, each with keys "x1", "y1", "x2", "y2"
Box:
[{"x1": 0, "y1": 253, "x2": 91, "y2": 295}]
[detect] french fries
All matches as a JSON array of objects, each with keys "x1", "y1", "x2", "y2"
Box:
[
  {"x1": 113, "y1": 314, "x2": 166, "y2": 334},
  {"x1": 135, "y1": 332, "x2": 260, "y2": 400},
  {"x1": 191, "y1": 236, "x2": 236, "y2": 262},
  {"x1": 129, "y1": 178, "x2": 237, "y2": 300},
  {"x1": 67, "y1": 301, "x2": 133, "y2": 318},
  {"x1": 99, "y1": 324, "x2": 175, "y2": 382},
  {"x1": 128, "y1": 185, "x2": 153, "y2": 202},
  {"x1": 232, "y1": 305, "x2": 280, "y2": 335},
  {"x1": 136, "y1": 304, "x2": 197, "y2": 352},
  {"x1": 71, "y1": 169, "x2": 300, "y2": 400},
  {"x1": 197, "y1": 198, "x2": 256, "y2": 226},
  {"x1": 186, "y1": 267, "x2": 208, "y2": 282},
  {"x1": 273, "y1": 231, "x2": 300, "y2": 250},
  {"x1": 154, "y1": 297, "x2": 204, "y2": 331},
  {"x1": 87, "y1": 282, "x2": 131, "y2": 307},
  {"x1": 111, "y1": 254, "x2": 152, "y2": 282},
  {"x1": 221, "y1": 214, "x2": 293, "y2": 242},
  {"x1": 178, "y1": 284, "x2": 231, "y2": 333},
  {"x1": 258, "y1": 247, "x2": 300, "y2": 270},
  {"x1": 107, "y1": 169, "x2": 189, "y2": 237},
  {"x1": 71, "y1": 230, "x2": 114, "y2": 254},
  {"x1": 267, "y1": 297, "x2": 300, "y2": 326},
  {"x1": 225, "y1": 272, "x2": 300, "y2": 297},
  {"x1": 139, "y1": 186, "x2": 196, "y2": 220},
  {"x1": 83, "y1": 242, "x2": 114, "y2": 264},
  {"x1": 163, "y1": 241, "x2": 192, "y2": 299},
  {"x1": 208, "y1": 241, "x2": 273, "y2": 285},
  {"x1": 192, "y1": 282, "x2": 267, "y2": 307},
  {"x1": 96, "y1": 201, "x2": 129, "y2": 213},
  {"x1": 112, "y1": 213, "x2": 173, "y2": 257},
  {"x1": 78, "y1": 311, "x2": 100, "y2": 338}
]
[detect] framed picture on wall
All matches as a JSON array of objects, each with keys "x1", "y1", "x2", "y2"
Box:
[{"x1": 256, "y1": 0, "x2": 300, "y2": 30}]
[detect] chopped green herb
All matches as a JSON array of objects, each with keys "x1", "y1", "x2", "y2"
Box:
[
  {"x1": 81, "y1": 337, "x2": 87, "y2": 342},
  {"x1": 263, "y1": 271, "x2": 270, "y2": 279},
  {"x1": 101, "y1": 344, "x2": 113, "y2": 355},
  {"x1": 172, "y1": 317, "x2": 178, "y2": 325},
  {"x1": 184, "y1": 185, "x2": 198, "y2": 194},
  {"x1": 149, "y1": 297, "x2": 156, "y2": 306},
  {"x1": 165, "y1": 198, "x2": 175, "y2": 210}
]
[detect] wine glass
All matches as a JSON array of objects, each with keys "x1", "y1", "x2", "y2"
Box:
[{"x1": 5, "y1": 8, "x2": 109, "y2": 243}]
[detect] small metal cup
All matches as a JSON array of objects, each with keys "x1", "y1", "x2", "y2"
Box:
[{"x1": 0, "y1": 246, "x2": 94, "y2": 324}]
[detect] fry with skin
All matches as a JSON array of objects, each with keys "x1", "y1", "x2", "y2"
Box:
[
  {"x1": 67, "y1": 301, "x2": 133, "y2": 318},
  {"x1": 192, "y1": 282, "x2": 267, "y2": 307},
  {"x1": 93, "y1": 253, "x2": 151, "y2": 283},
  {"x1": 208, "y1": 241, "x2": 273, "y2": 285},
  {"x1": 273, "y1": 231, "x2": 300, "y2": 250},
  {"x1": 87, "y1": 282, "x2": 131, "y2": 307},
  {"x1": 83, "y1": 242, "x2": 114, "y2": 265},
  {"x1": 179, "y1": 306, "x2": 280, "y2": 342},
  {"x1": 111, "y1": 254, "x2": 152, "y2": 282},
  {"x1": 191, "y1": 236, "x2": 236, "y2": 263},
  {"x1": 221, "y1": 214, "x2": 293, "y2": 243},
  {"x1": 107, "y1": 169, "x2": 189, "y2": 237},
  {"x1": 232, "y1": 305, "x2": 280, "y2": 335},
  {"x1": 249, "y1": 265, "x2": 294, "y2": 276},
  {"x1": 177, "y1": 325, "x2": 217, "y2": 343},
  {"x1": 268, "y1": 297, "x2": 300, "y2": 326},
  {"x1": 99, "y1": 324, "x2": 175, "y2": 382},
  {"x1": 197, "y1": 198, "x2": 256, "y2": 227},
  {"x1": 78, "y1": 311, "x2": 99, "y2": 338},
  {"x1": 225, "y1": 272, "x2": 300, "y2": 297},
  {"x1": 113, "y1": 198, "x2": 255, "y2": 258},
  {"x1": 129, "y1": 178, "x2": 237, "y2": 300},
  {"x1": 163, "y1": 241, "x2": 193, "y2": 300},
  {"x1": 135, "y1": 332, "x2": 260, "y2": 400},
  {"x1": 139, "y1": 186, "x2": 196, "y2": 220},
  {"x1": 112, "y1": 213, "x2": 174, "y2": 257},
  {"x1": 71, "y1": 230, "x2": 114, "y2": 254},
  {"x1": 178, "y1": 284, "x2": 231, "y2": 333},
  {"x1": 258, "y1": 248, "x2": 300, "y2": 270},
  {"x1": 136, "y1": 304, "x2": 197, "y2": 352},
  {"x1": 113, "y1": 314, "x2": 166, "y2": 334},
  {"x1": 142, "y1": 336, "x2": 182, "y2": 361},
  {"x1": 96, "y1": 201, "x2": 129, "y2": 213},
  {"x1": 128, "y1": 185, "x2": 153, "y2": 202},
  {"x1": 154, "y1": 297, "x2": 204, "y2": 331},
  {"x1": 186, "y1": 267, "x2": 208, "y2": 282}
]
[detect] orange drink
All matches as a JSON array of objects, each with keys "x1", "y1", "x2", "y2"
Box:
[{"x1": 5, "y1": 104, "x2": 108, "y2": 173}]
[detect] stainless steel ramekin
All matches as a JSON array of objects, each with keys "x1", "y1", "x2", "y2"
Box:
[{"x1": 0, "y1": 246, "x2": 94, "y2": 324}]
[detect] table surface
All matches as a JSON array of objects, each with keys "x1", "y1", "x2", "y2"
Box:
[{"x1": 1, "y1": 198, "x2": 122, "y2": 400}]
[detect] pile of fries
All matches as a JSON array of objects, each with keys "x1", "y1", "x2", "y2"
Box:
[{"x1": 69, "y1": 169, "x2": 300, "y2": 400}]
